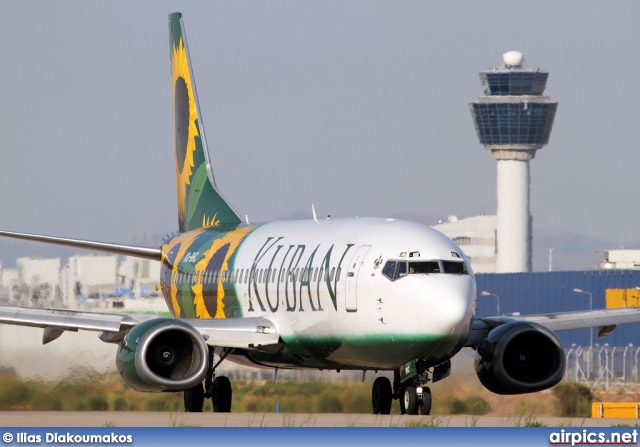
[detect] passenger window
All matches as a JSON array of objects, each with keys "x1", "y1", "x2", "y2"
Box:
[
  {"x1": 382, "y1": 261, "x2": 397, "y2": 280},
  {"x1": 336, "y1": 267, "x2": 342, "y2": 281},
  {"x1": 313, "y1": 268, "x2": 318, "y2": 281},
  {"x1": 330, "y1": 267, "x2": 335, "y2": 281}
]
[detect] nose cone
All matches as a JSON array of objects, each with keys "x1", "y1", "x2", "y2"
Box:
[{"x1": 417, "y1": 276, "x2": 475, "y2": 335}]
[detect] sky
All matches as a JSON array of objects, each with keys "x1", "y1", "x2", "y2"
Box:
[{"x1": 1, "y1": 1, "x2": 639, "y2": 269}]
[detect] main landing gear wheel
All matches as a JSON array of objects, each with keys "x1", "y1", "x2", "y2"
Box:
[
  {"x1": 184, "y1": 383, "x2": 204, "y2": 412},
  {"x1": 421, "y1": 387, "x2": 432, "y2": 415},
  {"x1": 403, "y1": 386, "x2": 418, "y2": 415},
  {"x1": 212, "y1": 376, "x2": 232, "y2": 413},
  {"x1": 372, "y1": 377, "x2": 392, "y2": 414}
]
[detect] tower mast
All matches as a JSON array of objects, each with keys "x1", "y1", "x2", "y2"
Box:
[{"x1": 470, "y1": 51, "x2": 557, "y2": 273}]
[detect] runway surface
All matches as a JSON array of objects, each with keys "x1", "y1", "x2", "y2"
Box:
[{"x1": 0, "y1": 412, "x2": 632, "y2": 427}]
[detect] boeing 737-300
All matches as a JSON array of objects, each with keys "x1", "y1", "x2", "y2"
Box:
[{"x1": 2, "y1": 13, "x2": 640, "y2": 415}]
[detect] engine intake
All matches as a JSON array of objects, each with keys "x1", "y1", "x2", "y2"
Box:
[
  {"x1": 116, "y1": 318, "x2": 209, "y2": 392},
  {"x1": 474, "y1": 321, "x2": 565, "y2": 395}
]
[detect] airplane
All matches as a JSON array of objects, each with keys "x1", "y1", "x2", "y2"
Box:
[{"x1": 2, "y1": 12, "x2": 640, "y2": 415}]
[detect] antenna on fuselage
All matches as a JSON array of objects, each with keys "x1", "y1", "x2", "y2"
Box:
[
  {"x1": 245, "y1": 215, "x2": 250, "y2": 225},
  {"x1": 312, "y1": 204, "x2": 318, "y2": 223}
]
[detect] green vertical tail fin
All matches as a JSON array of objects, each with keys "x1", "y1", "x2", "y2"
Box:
[{"x1": 169, "y1": 12, "x2": 242, "y2": 232}]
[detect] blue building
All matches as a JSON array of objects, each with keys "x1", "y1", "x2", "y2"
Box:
[{"x1": 475, "y1": 270, "x2": 640, "y2": 347}]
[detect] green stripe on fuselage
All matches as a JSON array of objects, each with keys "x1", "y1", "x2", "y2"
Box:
[{"x1": 274, "y1": 333, "x2": 454, "y2": 369}]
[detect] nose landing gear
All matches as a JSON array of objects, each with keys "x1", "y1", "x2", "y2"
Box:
[
  {"x1": 401, "y1": 383, "x2": 432, "y2": 415},
  {"x1": 371, "y1": 359, "x2": 449, "y2": 415}
]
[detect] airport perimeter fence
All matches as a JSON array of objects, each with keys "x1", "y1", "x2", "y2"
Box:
[{"x1": 564, "y1": 345, "x2": 640, "y2": 391}]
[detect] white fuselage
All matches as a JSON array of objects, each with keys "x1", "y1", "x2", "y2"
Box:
[{"x1": 163, "y1": 217, "x2": 476, "y2": 370}]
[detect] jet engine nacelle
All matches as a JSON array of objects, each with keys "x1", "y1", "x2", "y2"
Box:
[
  {"x1": 116, "y1": 318, "x2": 209, "y2": 392},
  {"x1": 474, "y1": 321, "x2": 566, "y2": 395}
]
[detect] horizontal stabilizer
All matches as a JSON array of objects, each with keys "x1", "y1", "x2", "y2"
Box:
[{"x1": 0, "y1": 230, "x2": 162, "y2": 260}]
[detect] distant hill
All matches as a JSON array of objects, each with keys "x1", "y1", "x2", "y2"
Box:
[
  {"x1": 531, "y1": 229, "x2": 618, "y2": 272},
  {"x1": 0, "y1": 211, "x2": 632, "y2": 273}
]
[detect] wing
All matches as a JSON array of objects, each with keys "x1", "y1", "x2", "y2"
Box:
[
  {"x1": 0, "y1": 305, "x2": 280, "y2": 350},
  {"x1": 465, "y1": 307, "x2": 640, "y2": 348},
  {"x1": 0, "y1": 231, "x2": 281, "y2": 350}
]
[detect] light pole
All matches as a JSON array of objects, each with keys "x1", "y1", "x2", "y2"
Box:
[
  {"x1": 481, "y1": 291, "x2": 500, "y2": 316},
  {"x1": 573, "y1": 288, "x2": 593, "y2": 348}
]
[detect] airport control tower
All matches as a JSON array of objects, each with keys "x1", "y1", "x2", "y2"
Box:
[{"x1": 470, "y1": 51, "x2": 557, "y2": 273}]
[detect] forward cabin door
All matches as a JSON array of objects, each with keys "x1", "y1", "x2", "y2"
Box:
[{"x1": 345, "y1": 245, "x2": 371, "y2": 312}]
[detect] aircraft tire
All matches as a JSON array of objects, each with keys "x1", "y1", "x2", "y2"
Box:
[
  {"x1": 403, "y1": 386, "x2": 418, "y2": 415},
  {"x1": 371, "y1": 377, "x2": 392, "y2": 414},
  {"x1": 420, "y1": 387, "x2": 432, "y2": 415},
  {"x1": 212, "y1": 376, "x2": 232, "y2": 412},
  {"x1": 184, "y1": 383, "x2": 204, "y2": 412}
]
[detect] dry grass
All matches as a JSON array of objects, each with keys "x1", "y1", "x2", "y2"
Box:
[{"x1": 2, "y1": 367, "x2": 640, "y2": 417}]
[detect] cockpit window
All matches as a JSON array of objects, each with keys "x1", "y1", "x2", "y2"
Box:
[
  {"x1": 442, "y1": 261, "x2": 468, "y2": 274},
  {"x1": 397, "y1": 261, "x2": 408, "y2": 278},
  {"x1": 382, "y1": 259, "x2": 469, "y2": 281},
  {"x1": 409, "y1": 261, "x2": 440, "y2": 274},
  {"x1": 382, "y1": 261, "x2": 397, "y2": 280}
]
